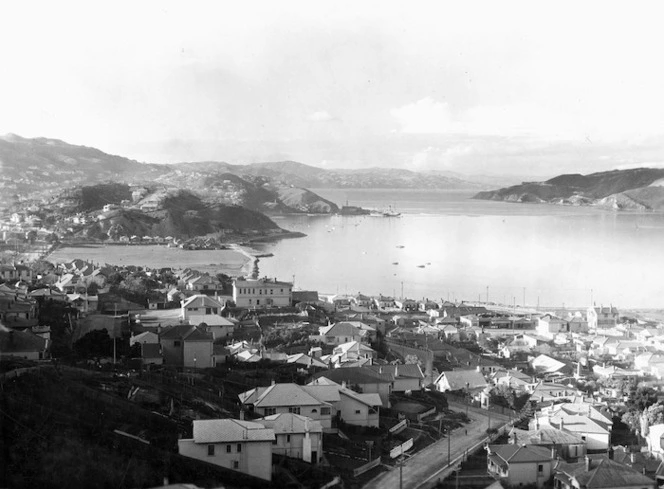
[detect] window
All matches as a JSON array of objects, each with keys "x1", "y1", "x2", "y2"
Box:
[
  {"x1": 286, "y1": 435, "x2": 291, "y2": 443},
  {"x1": 311, "y1": 408, "x2": 318, "y2": 414},
  {"x1": 270, "y1": 289, "x2": 273, "y2": 294},
  {"x1": 321, "y1": 407, "x2": 330, "y2": 415},
  {"x1": 174, "y1": 340, "x2": 181, "y2": 347},
  {"x1": 281, "y1": 289, "x2": 284, "y2": 293},
  {"x1": 355, "y1": 410, "x2": 361, "y2": 414},
  {"x1": 233, "y1": 461, "x2": 239, "y2": 469},
  {"x1": 264, "y1": 408, "x2": 276, "y2": 416},
  {"x1": 289, "y1": 407, "x2": 301, "y2": 414},
  {"x1": 538, "y1": 464, "x2": 543, "y2": 473},
  {"x1": 226, "y1": 444, "x2": 231, "y2": 453},
  {"x1": 581, "y1": 436, "x2": 586, "y2": 441},
  {"x1": 237, "y1": 444, "x2": 242, "y2": 453},
  {"x1": 208, "y1": 444, "x2": 215, "y2": 456},
  {"x1": 206, "y1": 308, "x2": 212, "y2": 314}
]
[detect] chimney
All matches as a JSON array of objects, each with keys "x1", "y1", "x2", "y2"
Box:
[
  {"x1": 271, "y1": 379, "x2": 276, "y2": 386},
  {"x1": 585, "y1": 456, "x2": 590, "y2": 472},
  {"x1": 551, "y1": 446, "x2": 557, "y2": 459},
  {"x1": 560, "y1": 418, "x2": 564, "y2": 432},
  {"x1": 239, "y1": 410, "x2": 245, "y2": 421},
  {"x1": 630, "y1": 452, "x2": 636, "y2": 464},
  {"x1": 341, "y1": 381, "x2": 347, "y2": 389}
]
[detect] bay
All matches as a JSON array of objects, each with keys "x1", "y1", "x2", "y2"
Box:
[{"x1": 253, "y1": 189, "x2": 664, "y2": 309}]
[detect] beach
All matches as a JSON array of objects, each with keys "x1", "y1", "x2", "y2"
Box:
[{"x1": 46, "y1": 243, "x2": 256, "y2": 276}]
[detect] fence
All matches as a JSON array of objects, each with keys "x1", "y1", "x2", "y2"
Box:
[
  {"x1": 389, "y1": 419, "x2": 408, "y2": 434},
  {"x1": 417, "y1": 406, "x2": 437, "y2": 422},
  {"x1": 352, "y1": 457, "x2": 382, "y2": 477}
]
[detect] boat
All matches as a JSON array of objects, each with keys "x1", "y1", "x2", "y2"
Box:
[
  {"x1": 392, "y1": 262, "x2": 399, "y2": 265},
  {"x1": 417, "y1": 265, "x2": 425, "y2": 268},
  {"x1": 396, "y1": 245, "x2": 405, "y2": 249}
]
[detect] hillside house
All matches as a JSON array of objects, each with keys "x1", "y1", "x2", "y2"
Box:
[
  {"x1": 434, "y1": 369, "x2": 488, "y2": 394},
  {"x1": 257, "y1": 413, "x2": 323, "y2": 463},
  {"x1": 587, "y1": 306, "x2": 620, "y2": 330},
  {"x1": 159, "y1": 325, "x2": 213, "y2": 368},
  {"x1": 305, "y1": 378, "x2": 383, "y2": 427},
  {"x1": 0, "y1": 330, "x2": 48, "y2": 360},
  {"x1": 311, "y1": 367, "x2": 394, "y2": 408},
  {"x1": 486, "y1": 444, "x2": 555, "y2": 488},
  {"x1": 178, "y1": 419, "x2": 274, "y2": 481},
  {"x1": 554, "y1": 457, "x2": 654, "y2": 489},
  {"x1": 239, "y1": 383, "x2": 333, "y2": 429}
]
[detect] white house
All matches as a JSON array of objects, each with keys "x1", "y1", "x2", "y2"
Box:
[
  {"x1": 232, "y1": 277, "x2": 292, "y2": 308},
  {"x1": 239, "y1": 383, "x2": 333, "y2": 429},
  {"x1": 434, "y1": 369, "x2": 488, "y2": 394},
  {"x1": 257, "y1": 413, "x2": 323, "y2": 463},
  {"x1": 178, "y1": 419, "x2": 274, "y2": 481},
  {"x1": 486, "y1": 444, "x2": 554, "y2": 488}
]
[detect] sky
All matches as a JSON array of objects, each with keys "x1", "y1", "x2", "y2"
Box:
[{"x1": 3, "y1": 1, "x2": 664, "y2": 176}]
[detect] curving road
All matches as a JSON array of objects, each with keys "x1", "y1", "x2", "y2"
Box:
[{"x1": 363, "y1": 403, "x2": 512, "y2": 489}]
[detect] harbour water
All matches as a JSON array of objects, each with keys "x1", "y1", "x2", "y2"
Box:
[
  {"x1": 255, "y1": 189, "x2": 664, "y2": 309},
  {"x1": 48, "y1": 189, "x2": 664, "y2": 309}
]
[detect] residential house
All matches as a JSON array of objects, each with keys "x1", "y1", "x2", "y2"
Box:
[
  {"x1": 310, "y1": 366, "x2": 394, "y2": 408},
  {"x1": 367, "y1": 364, "x2": 424, "y2": 392},
  {"x1": 178, "y1": 419, "x2": 275, "y2": 481},
  {"x1": 493, "y1": 369, "x2": 534, "y2": 392},
  {"x1": 318, "y1": 322, "x2": 364, "y2": 345},
  {"x1": 140, "y1": 343, "x2": 163, "y2": 365},
  {"x1": 130, "y1": 331, "x2": 160, "y2": 346},
  {"x1": 530, "y1": 355, "x2": 573, "y2": 376},
  {"x1": 232, "y1": 277, "x2": 292, "y2": 308},
  {"x1": 159, "y1": 325, "x2": 214, "y2": 368},
  {"x1": 587, "y1": 306, "x2": 620, "y2": 330},
  {"x1": 326, "y1": 341, "x2": 376, "y2": 367},
  {"x1": 537, "y1": 314, "x2": 569, "y2": 338},
  {"x1": 509, "y1": 427, "x2": 587, "y2": 461},
  {"x1": 486, "y1": 444, "x2": 555, "y2": 488},
  {"x1": 286, "y1": 353, "x2": 327, "y2": 369},
  {"x1": 239, "y1": 383, "x2": 333, "y2": 429},
  {"x1": 554, "y1": 457, "x2": 654, "y2": 489},
  {"x1": 186, "y1": 274, "x2": 223, "y2": 293},
  {"x1": 257, "y1": 413, "x2": 323, "y2": 463},
  {"x1": 535, "y1": 415, "x2": 611, "y2": 452},
  {"x1": 305, "y1": 378, "x2": 382, "y2": 427},
  {"x1": 0, "y1": 330, "x2": 48, "y2": 360},
  {"x1": 434, "y1": 369, "x2": 488, "y2": 395}
]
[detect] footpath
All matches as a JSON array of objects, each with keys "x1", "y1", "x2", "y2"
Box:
[{"x1": 363, "y1": 403, "x2": 512, "y2": 489}]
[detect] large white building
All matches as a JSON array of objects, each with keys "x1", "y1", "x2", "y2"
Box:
[{"x1": 232, "y1": 277, "x2": 292, "y2": 308}]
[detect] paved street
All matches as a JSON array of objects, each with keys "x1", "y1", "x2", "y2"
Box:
[{"x1": 363, "y1": 404, "x2": 512, "y2": 489}]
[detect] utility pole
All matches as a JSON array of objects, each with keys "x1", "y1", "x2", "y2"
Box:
[
  {"x1": 486, "y1": 286, "x2": 489, "y2": 304},
  {"x1": 523, "y1": 287, "x2": 526, "y2": 307},
  {"x1": 447, "y1": 427, "x2": 451, "y2": 467},
  {"x1": 399, "y1": 452, "x2": 404, "y2": 489},
  {"x1": 401, "y1": 281, "x2": 404, "y2": 300}
]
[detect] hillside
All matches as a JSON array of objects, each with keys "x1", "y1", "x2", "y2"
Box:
[
  {"x1": 49, "y1": 187, "x2": 282, "y2": 240},
  {"x1": 174, "y1": 160, "x2": 486, "y2": 190},
  {"x1": 474, "y1": 168, "x2": 664, "y2": 211}
]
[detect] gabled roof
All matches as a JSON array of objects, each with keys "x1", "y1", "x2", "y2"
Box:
[
  {"x1": 366, "y1": 364, "x2": 424, "y2": 379},
  {"x1": 435, "y1": 369, "x2": 488, "y2": 391},
  {"x1": 239, "y1": 383, "x2": 329, "y2": 408},
  {"x1": 555, "y1": 458, "x2": 654, "y2": 488},
  {"x1": 550, "y1": 415, "x2": 611, "y2": 435},
  {"x1": 488, "y1": 444, "x2": 553, "y2": 465},
  {"x1": 192, "y1": 419, "x2": 274, "y2": 443},
  {"x1": 302, "y1": 384, "x2": 342, "y2": 403},
  {"x1": 311, "y1": 366, "x2": 394, "y2": 385},
  {"x1": 510, "y1": 426, "x2": 584, "y2": 446},
  {"x1": 160, "y1": 325, "x2": 213, "y2": 342},
  {"x1": 0, "y1": 330, "x2": 47, "y2": 353},
  {"x1": 339, "y1": 387, "x2": 383, "y2": 407},
  {"x1": 258, "y1": 413, "x2": 323, "y2": 434},
  {"x1": 182, "y1": 294, "x2": 224, "y2": 310},
  {"x1": 319, "y1": 322, "x2": 362, "y2": 337}
]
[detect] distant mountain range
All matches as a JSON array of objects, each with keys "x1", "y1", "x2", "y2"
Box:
[
  {"x1": 0, "y1": 134, "x2": 493, "y2": 210},
  {"x1": 474, "y1": 168, "x2": 664, "y2": 211}
]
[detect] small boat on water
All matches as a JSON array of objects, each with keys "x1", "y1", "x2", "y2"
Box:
[
  {"x1": 396, "y1": 245, "x2": 405, "y2": 249},
  {"x1": 417, "y1": 265, "x2": 425, "y2": 268},
  {"x1": 392, "y1": 262, "x2": 399, "y2": 265}
]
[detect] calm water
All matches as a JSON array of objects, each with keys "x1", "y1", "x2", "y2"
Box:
[
  {"x1": 253, "y1": 189, "x2": 664, "y2": 309},
  {"x1": 49, "y1": 189, "x2": 664, "y2": 308}
]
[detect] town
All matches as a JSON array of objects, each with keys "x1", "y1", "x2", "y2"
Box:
[{"x1": 2, "y1": 254, "x2": 664, "y2": 489}]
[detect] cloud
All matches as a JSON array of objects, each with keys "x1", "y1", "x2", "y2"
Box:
[
  {"x1": 390, "y1": 98, "x2": 453, "y2": 134},
  {"x1": 307, "y1": 110, "x2": 335, "y2": 122}
]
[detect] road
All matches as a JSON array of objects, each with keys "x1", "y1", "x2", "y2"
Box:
[{"x1": 363, "y1": 403, "x2": 512, "y2": 489}]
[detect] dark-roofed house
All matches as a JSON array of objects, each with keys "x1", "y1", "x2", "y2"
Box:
[
  {"x1": 159, "y1": 325, "x2": 213, "y2": 368},
  {"x1": 310, "y1": 366, "x2": 394, "y2": 407},
  {"x1": 178, "y1": 419, "x2": 274, "y2": 481},
  {"x1": 487, "y1": 444, "x2": 555, "y2": 488},
  {"x1": 0, "y1": 329, "x2": 48, "y2": 360},
  {"x1": 318, "y1": 322, "x2": 364, "y2": 345},
  {"x1": 434, "y1": 369, "x2": 488, "y2": 394},
  {"x1": 554, "y1": 457, "x2": 655, "y2": 489},
  {"x1": 140, "y1": 343, "x2": 163, "y2": 366},
  {"x1": 367, "y1": 364, "x2": 425, "y2": 392},
  {"x1": 510, "y1": 427, "x2": 586, "y2": 461}
]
